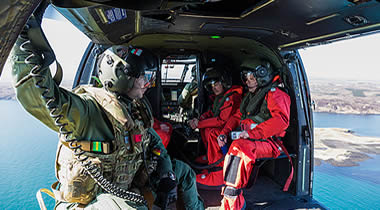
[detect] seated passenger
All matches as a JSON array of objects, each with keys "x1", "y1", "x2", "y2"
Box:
[
  {"x1": 178, "y1": 66, "x2": 198, "y2": 119},
  {"x1": 188, "y1": 67, "x2": 243, "y2": 188},
  {"x1": 220, "y1": 59, "x2": 291, "y2": 210}
]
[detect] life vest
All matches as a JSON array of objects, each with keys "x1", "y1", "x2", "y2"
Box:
[
  {"x1": 54, "y1": 86, "x2": 153, "y2": 205},
  {"x1": 211, "y1": 91, "x2": 236, "y2": 117},
  {"x1": 240, "y1": 82, "x2": 279, "y2": 124}
]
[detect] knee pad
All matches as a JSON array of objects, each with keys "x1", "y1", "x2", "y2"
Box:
[{"x1": 224, "y1": 154, "x2": 241, "y2": 185}]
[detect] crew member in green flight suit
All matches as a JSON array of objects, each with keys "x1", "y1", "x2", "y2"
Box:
[
  {"x1": 178, "y1": 65, "x2": 199, "y2": 119},
  {"x1": 10, "y1": 16, "x2": 204, "y2": 210}
]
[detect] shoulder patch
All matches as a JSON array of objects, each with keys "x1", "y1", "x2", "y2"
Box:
[
  {"x1": 226, "y1": 97, "x2": 230, "y2": 101},
  {"x1": 271, "y1": 87, "x2": 276, "y2": 92}
]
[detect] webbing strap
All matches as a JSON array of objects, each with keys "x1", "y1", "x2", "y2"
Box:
[
  {"x1": 36, "y1": 187, "x2": 55, "y2": 210},
  {"x1": 273, "y1": 137, "x2": 294, "y2": 191}
]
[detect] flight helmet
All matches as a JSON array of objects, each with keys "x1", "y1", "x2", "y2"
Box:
[
  {"x1": 202, "y1": 66, "x2": 232, "y2": 93},
  {"x1": 97, "y1": 45, "x2": 158, "y2": 95},
  {"x1": 240, "y1": 59, "x2": 275, "y2": 87}
]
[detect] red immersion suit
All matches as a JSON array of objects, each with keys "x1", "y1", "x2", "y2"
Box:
[
  {"x1": 196, "y1": 86, "x2": 243, "y2": 188},
  {"x1": 221, "y1": 84, "x2": 291, "y2": 210},
  {"x1": 153, "y1": 118, "x2": 173, "y2": 148}
]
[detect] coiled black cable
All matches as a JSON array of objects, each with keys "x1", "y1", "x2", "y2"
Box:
[{"x1": 19, "y1": 22, "x2": 147, "y2": 206}]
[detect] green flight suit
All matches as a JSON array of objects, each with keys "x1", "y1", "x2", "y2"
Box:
[
  {"x1": 10, "y1": 37, "x2": 204, "y2": 210},
  {"x1": 178, "y1": 80, "x2": 198, "y2": 118}
]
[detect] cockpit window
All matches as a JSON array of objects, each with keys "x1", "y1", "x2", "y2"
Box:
[{"x1": 161, "y1": 58, "x2": 196, "y2": 84}]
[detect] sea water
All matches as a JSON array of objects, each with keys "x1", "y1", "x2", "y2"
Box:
[
  {"x1": 313, "y1": 113, "x2": 380, "y2": 209},
  {"x1": 0, "y1": 100, "x2": 57, "y2": 210},
  {"x1": 1, "y1": 100, "x2": 380, "y2": 209},
  {"x1": 314, "y1": 155, "x2": 380, "y2": 209},
  {"x1": 313, "y1": 112, "x2": 380, "y2": 137}
]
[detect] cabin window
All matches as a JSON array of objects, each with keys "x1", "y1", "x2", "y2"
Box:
[{"x1": 161, "y1": 58, "x2": 196, "y2": 84}]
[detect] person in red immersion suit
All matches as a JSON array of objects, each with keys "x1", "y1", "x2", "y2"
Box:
[
  {"x1": 188, "y1": 67, "x2": 243, "y2": 188},
  {"x1": 153, "y1": 118, "x2": 173, "y2": 148},
  {"x1": 220, "y1": 59, "x2": 291, "y2": 210}
]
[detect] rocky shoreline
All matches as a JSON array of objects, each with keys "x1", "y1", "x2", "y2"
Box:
[{"x1": 314, "y1": 128, "x2": 380, "y2": 167}]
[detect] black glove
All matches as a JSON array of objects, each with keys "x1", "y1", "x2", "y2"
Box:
[{"x1": 154, "y1": 172, "x2": 177, "y2": 209}]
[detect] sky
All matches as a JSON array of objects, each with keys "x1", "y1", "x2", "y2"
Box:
[
  {"x1": 1, "y1": 7, "x2": 380, "y2": 84},
  {"x1": 299, "y1": 33, "x2": 380, "y2": 81},
  {"x1": 0, "y1": 7, "x2": 90, "y2": 86}
]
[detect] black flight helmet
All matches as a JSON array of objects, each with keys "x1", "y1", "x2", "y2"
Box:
[
  {"x1": 240, "y1": 59, "x2": 275, "y2": 87},
  {"x1": 202, "y1": 66, "x2": 232, "y2": 93}
]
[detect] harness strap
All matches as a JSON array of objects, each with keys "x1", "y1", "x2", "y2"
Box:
[
  {"x1": 273, "y1": 137, "x2": 294, "y2": 191},
  {"x1": 247, "y1": 136, "x2": 294, "y2": 191}
]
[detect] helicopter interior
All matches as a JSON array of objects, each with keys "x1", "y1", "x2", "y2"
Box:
[
  {"x1": 5, "y1": 0, "x2": 372, "y2": 207},
  {"x1": 79, "y1": 38, "x2": 302, "y2": 208}
]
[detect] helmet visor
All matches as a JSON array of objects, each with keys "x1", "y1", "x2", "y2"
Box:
[
  {"x1": 204, "y1": 79, "x2": 221, "y2": 92},
  {"x1": 240, "y1": 65, "x2": 268, "y2": 82},
  {"x1": 240, "y1": 69, "x2": 254, "y2": 83}
]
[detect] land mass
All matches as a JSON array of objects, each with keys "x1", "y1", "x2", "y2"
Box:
[
  {"x1": 314, "y1": 127, "x2": 380, "y2": 167},
  {"x1": 2, "y1": 79, "x2": 380, "y2": 114},
  {"x1": 310, "y1": 79, "x2": 380, "y2": 114}
]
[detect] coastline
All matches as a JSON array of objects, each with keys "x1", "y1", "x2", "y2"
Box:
[{"x1": 314, "y1": 127, "x2": 380, "y2": 167}]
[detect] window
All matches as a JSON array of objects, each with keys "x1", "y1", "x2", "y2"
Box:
[{"x1": 161, "y1": 58, "x2": 196, "y2": 84}]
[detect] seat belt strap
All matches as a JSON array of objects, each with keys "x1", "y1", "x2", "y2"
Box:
[{"x1": 274, "y1": 137, "x2": 294, "y2": 191}]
